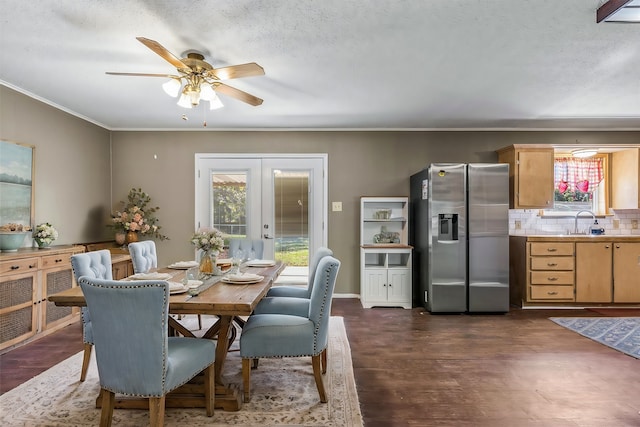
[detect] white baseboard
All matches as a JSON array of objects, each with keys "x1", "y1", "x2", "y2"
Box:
[{"x1": 333, "y1": 293, "x2": 360, "y2": 299}]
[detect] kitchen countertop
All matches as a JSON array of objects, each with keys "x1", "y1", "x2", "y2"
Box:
[{"x1": 510, "y1": 234, "x2": 640, "y2": 242}]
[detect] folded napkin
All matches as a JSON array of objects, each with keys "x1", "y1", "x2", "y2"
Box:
[
  {"x1": 168, "y1": 260, "x2": 198, "y2": 268},
  {"x1": 168, "y1": 281, "x2": 185, "y2": 291},
  {"x1": 225, "y1": 273, "x2": 263, "y2": 282},
  {"x1": 246, "y1": 259, "x2": 276, "y2": 267},
  {"x1": 128, "y1": 272, "x2": 172, "y2": 280},
  {"x1": 185, "y1": 279, "x2": 203, "y2": 288}
]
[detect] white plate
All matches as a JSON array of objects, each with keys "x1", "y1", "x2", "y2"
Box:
[
  {"x1": 246, "y1": 260, "x2": 276, "y2": 267},
  {"x1": 167, "y1": 261, "x2": 198, "y2": 269},
  {"x1": 127, "y1": 272, "x2": 173, "y2": 280},
  {"x1": 221, "y1": 275, "x2": 264, "y2": 285}
]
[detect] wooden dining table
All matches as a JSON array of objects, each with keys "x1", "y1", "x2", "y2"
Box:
[{"x1": 48, "y1": 260, "x2": 284, "y2": 411}]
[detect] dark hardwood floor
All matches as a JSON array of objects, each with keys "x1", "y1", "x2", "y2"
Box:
[{"x1": 2, "y1": 299, "x2": 640, "y2": 426}]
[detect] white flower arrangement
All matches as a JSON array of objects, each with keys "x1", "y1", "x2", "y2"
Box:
[
  {"x1": 33, "y1": 222, "x2": 58, "y2": 245},
  {"x1": 190, "y1": 227, "x2": 225, "y2": 253}
]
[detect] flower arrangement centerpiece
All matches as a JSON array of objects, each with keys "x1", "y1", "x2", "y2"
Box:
[
  {"x1": 109, "y1": 188, "x2": 169, "y2": 243},
  {"x1": 33, "y1": 222, "x2": 58, "y2": 248},
  {"x1": 190, "y1": 227, "x2": 225, "y2": 274}
]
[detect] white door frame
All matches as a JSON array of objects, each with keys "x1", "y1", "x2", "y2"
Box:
[{"x1": 194, "y1": 153, "x2": 328, "y2": 259}]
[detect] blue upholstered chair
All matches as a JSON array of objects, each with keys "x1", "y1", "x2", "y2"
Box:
[
  {"x1": 239, "y1": 255, "x2": 341, "y2": 403},
  {"x1": 266, "y1": 246, "x2": 333, "y2": 299},
  {"x1": 228, "y1": 238, "x2": 264, "y2": 259},
  {"x1": 252, "y1": 247, "x2": 333, "y2": 317},
  {"x1": 128, "y1": 240, "x2": 158, "y2": 274},
  {"x1": 78, "y1": 276, "x2": 216, "y2": 426},
  {"x1": 70, "y1": 250, "x2": 113, "y2": 382}
]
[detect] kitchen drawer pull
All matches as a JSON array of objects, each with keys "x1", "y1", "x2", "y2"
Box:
[
  {"x1": 547, "y1": 263, "x2": 557, "y2": 266},
  {"x1": 547, "y1": 248, "x2": 557, "y2": 252},
  {"x1": 547, "y1": 291, "x2": 558, "y2": 295},
  {"x1": 10, "y1": 265, "x2": 20, "y2": 270},
  {"x1": 55, "y1": 258, "x2": 63, "y2": 263},
  {"x1": 547, "y1": 277, "x2": 558, "y2": 281}
]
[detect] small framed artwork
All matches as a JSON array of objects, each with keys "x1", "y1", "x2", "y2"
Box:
[{"x1": 0, "y1": 140, "x2": 35, "y2": 227}]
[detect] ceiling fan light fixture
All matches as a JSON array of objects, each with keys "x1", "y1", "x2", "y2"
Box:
[
  {"x1": 162, "y1": 78, "x2": 181, "y2": 97},
  {"x1": 208, "y1": 95, "x2": 224, "y2": 110},
  {"x1": 572, "y1": 148, "x2": 598, "y2": 158},
  {"x1": 177, "y1": 92, "x2": 193, "y2": 109},
  {"x1": 199, "y1": 82, "x2": 216, "y2": 101}
]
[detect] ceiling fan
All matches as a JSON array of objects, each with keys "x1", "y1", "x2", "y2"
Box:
[{"x1": 106, "y1": 37, "x2": 264, "y2": 109}]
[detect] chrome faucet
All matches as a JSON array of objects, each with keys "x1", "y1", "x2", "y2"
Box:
[{"x1": 574, "y1": 210, "x2": 596, "y2": 234}]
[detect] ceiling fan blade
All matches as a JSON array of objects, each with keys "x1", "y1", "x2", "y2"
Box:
[
  {"x1": 106, "y1": 72, "x2": 181, "y2": 78},
  {"x1": 207, "y1": 62, "x2": 265, "y2": 80},
  {"x1": 136, "y1": 37, "x2": 189, "y2": 70},
  {"x1": 213, "y1": 82, "x2": 263, "y2": 106}
]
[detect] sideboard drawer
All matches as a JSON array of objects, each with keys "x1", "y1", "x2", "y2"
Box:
[
  {"x1": 0, "y1": 257, "x2": 40, "y2": 275},
  {"x1": 41, "y1": 253, "x2": 72, "y2": 269}
]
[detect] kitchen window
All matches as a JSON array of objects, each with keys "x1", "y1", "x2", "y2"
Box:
[{"x1": 551, "y1": 155, "x2": 607, "y2": 214}]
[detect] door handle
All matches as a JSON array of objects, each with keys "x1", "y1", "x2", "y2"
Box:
[{"x1": 263, "y1": 234, "x2": 274, "y2": 239}]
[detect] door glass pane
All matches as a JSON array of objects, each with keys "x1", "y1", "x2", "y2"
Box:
[
  {"x1": 273, "y1": 170, "x2": 309, "y2": 267},
  {"x1": 211, "y1": 172, "x2": 247, "y2": 238}
]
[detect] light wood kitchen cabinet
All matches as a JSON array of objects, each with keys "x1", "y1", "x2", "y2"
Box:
[
  {"x1": 511, "y1": 236, "x2": 640, "y2": 307},
  {"x1": 0, "y1": 245, "x2": 84, "y2": 352},
  {"x1": 497, "y1": 145, "x2": 554, "y2": 209},
  {"x1": 610, "y1": 148, "x2": 639, "y2": 209},
  {"x1": 576, "y1": 242, "x2": 613, "y2": 302},
  {"x1": 527, "y1": 241, "x2": 575, "y2": 302},
  {"x1": 613, "y1": 242, "x2": 640, "y2": 302}
]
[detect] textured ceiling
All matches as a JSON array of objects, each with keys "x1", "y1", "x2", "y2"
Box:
[{"x1": 1, "y1": 0, "x2": 639, "y2": 130}]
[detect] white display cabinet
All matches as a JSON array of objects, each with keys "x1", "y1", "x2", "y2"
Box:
[{"x1": 360, "y1": 197, "x2": 412, "y2": 309}]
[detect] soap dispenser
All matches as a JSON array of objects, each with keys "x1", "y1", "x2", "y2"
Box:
[{"x1": 589, "y1": 219, "x2": 605, "y2": 235}]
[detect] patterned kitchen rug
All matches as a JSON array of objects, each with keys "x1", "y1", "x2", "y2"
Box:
[
  {"x1": 550, "y1": 317, "x2": 640, "y2": 359},
  {"x1": 0, "y1": 316, "x2": 363, "y2": 427}
]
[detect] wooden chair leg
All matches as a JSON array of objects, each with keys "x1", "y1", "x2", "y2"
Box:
[
  {"x1": 321, "y1": 348, "x2": 327, "y2": 374},
  {"x1": 80, "y1": 343, "x2": 92, "y2": 382},
  {"x1": 312, "y1": 354, "x2": 327, "y2": 403},
  {"x1": 149, "y1": 396, "x2": 165, "y2": 427},
  {"x1": 99, "y1": 388, "x2": 115, "y2": 427},
  {"x1": 242, "y1": 358, "x2": 252, "y2": 403},
  {"x1": 204, "y1": 363, "x2": 215, "y2": 416}
]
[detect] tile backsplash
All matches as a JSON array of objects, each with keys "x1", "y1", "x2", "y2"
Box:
[{"x1": 509, "y1": 209, "x2": 640, "y2": 236}]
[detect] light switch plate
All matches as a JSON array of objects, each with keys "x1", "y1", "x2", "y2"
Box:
[{"x1": 332, "y1": 201, "x2": 342, "y2": 212}]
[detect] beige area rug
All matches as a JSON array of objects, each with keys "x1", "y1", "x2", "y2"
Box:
[{"x1": 0, "y1": 316, "x2": 363, "y2": 427}]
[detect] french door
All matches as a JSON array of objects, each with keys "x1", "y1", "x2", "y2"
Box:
[{"x1": 195, "y1": 154, "x2": 327, "y2": 264}]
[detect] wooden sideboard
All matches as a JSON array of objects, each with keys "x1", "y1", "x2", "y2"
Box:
[
  {"x1": 510, "y1": 235, "x2": 640, "y2": 307},
  {"x1": 0, "y1": 245, "x2": 85, "y2": 352},
  {"x1": 0, "y1": 241, "x2": 134, "y2": 352}
]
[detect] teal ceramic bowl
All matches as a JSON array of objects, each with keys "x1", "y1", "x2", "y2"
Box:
[{"x1": 0, "y1": 231, "x2": 30, "y2": 252}]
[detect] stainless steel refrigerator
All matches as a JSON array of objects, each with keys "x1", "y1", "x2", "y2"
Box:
[{"x1": 409, "y1": 163, "x2": 509, "y2": 313}]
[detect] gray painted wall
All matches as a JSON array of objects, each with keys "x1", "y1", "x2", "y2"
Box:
[{"x1": 3, "y1": 85, "x2": 639, "y2": 296}]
